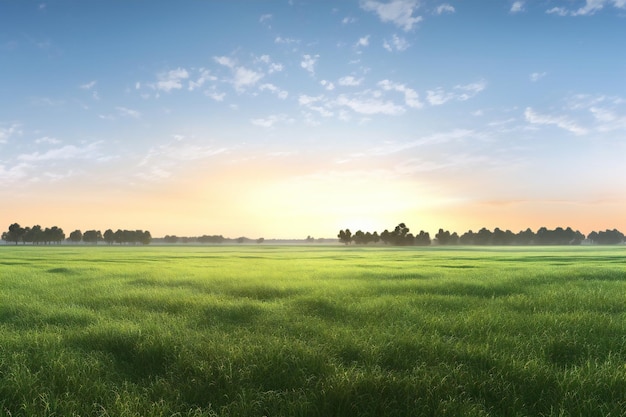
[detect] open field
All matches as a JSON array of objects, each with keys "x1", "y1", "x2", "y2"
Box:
[{"x1": 0, "y1": 245, "x2": 624, "y2": 417}]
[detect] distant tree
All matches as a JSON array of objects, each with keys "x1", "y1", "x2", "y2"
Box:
[
  {"x1": 24, "y1": 225, "x2": 43, "y2": 245},
  {"x1": 515, "y1": 228, "x2": 535, "y2": 245},
  {"x1": 197, "y1": 235, "x2": 225, "y2": 244},
  {"x1": 103, "y1": 229, "x2": 115, "y2": 245},
  {"x1": 380, "y1": 229, "x2": 391, "y2": 244},
  {"x1": 590, "y1": 229, "x2": 624, "y2": 245},
  {"x1": 236, "y1": 237, "x2": 245, "y2": 244},
  {"x1": 69, "y1": 230, "x2": 83, "y2": 243},
  {"x1": 435, "y1": 229, "x2": 457, "y2": 245},
  {"x1": 338, "y1": 229, "x2": 352, "y2": 245},
  {"x1": 414, "y1": 230, "x2": 431, "y2": 246},
  {"x1": 257, "y1": 237, "x2": 265, "y2": 244},
  {"x1": 459, "y1": 230, "x2": 474, "y2": 245},
  {"x1": 306, "y1": 235, "x2": 315, "y2": 243},
  {"x1": 4, "y1": 223, "x2": 25, "y2": 245},
  {"x1": 353, "y1": 230, "x2": 366, "y2": 244},
  {"x1": 139, "y1": 231, "x2": 152, "y2": 245},
  {"x1": 44, "y1": 226, "x2": 65, "y2": 244},
  {"x1": 82, "y1": 230, "x2": 102, "y2": 244},
  {"x1": 163, "y1": 235, "x2": 179, "y2": 244},
  {"x1": 474, "y1": 228, "x2": 493, "y2": 245},
  {"x1": 391, "y1": 223, "x2": 413, "y2": 245}
]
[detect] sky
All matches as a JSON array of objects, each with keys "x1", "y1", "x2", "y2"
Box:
[{"x1": 1, "y1": 0, "x2": 625, "y2": 239}]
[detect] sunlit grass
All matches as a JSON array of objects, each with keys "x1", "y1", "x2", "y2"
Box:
[{"x1": 0, "y1": 245, "x2": 624, "y2": 416}]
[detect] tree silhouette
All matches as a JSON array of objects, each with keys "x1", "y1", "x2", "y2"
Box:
[
  {"x1": 338, "y1": 229, "x2": 352, "y2": 245},
  {"x1": 69, "y1": 230, "x2": 83, "y2": 243}
]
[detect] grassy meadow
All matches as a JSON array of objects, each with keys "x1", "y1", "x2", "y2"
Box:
[{"x1": 0, "y1": 245, "x2": 624, "y2": 416}]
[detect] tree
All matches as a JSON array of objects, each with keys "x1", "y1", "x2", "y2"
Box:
[
  {"x1": 256, "y1": 237, "x2": 265, "y2": 244},
  {"x1": 139, "y1": 230, "x2": 152, "y2": 245},
  {"x1": 415, "y1": 230, "x2": 431, "y2": 246},
  {"x1": 103, "y1": 229, "x2": 115, "y2": 245},
  {"x1": 82, "y1": 230, "x2": 102, "y2": 244},
  {"x1": 4, "y1": 223, "x2": 25, "y2": 245},
  {"x1": 69, "y1": 230, "x2": 83, "y2": 243},
  {"x1": 338, "y1": 229, "x2": 352, "y2": 245}
]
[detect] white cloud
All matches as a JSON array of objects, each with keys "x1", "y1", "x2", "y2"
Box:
[
  {"x1": 259, "y1": 13, "x2": 272, "y2": 23},
  {"x1": 356, "y1": 35, "x2": 370, "y2": 47},
  {"x1": 320, "y1": 80, "x2": 335, "y2": 91},
  {"x1": 510, "y1": 1, "x2": 524, "y2": 13},
  {"x1": 435, "y1": 4, "x2": 455, "y2": 14},
  {"x1": 426, "y1": 80, "x2": 486, "y2": 105},
  {"x1": 0, "y1": 123, "x2": 21, "y2": 143},
  {"x1": 188, "y1": 69, "x2": 216, "y2": 91},
  {"x1": 455, "y1": 80, "x2": 487, "y2": 100},
  {"x1": 342, "y1": 16, "x2": 357, "y2": 24},
  {"x1": 530, "y1": 72, "x2": 547, "y2": 82},
  {"x1": 298, "y1": 95, "x2": 324, "y2": 106},
  {"x1": 205, "y1": 90, "x2": 226, "y2": 102},
  {"x1": 378, "y1": 79, "x2": 423, "y2": 108},
  {"x1": 259, "y1": 83, "x2": 288, "y2": 99},
  {"x1": 80, "y1": 80, "x2": 97, "y2": 90},
  {"x1": 18, "y1": 142, "x2": 101, "y2": 162},
  {"x1": 116, "y1": 106, "x2": 141, "y2": 118},
  {"x1": 383, "y1": 34, "x2": 410, "y2": 52},
  {"x1": 274, "y1": 36, "x2": 299, "y2": 44},
  {"x1": 154, "y1": 68, "x2": 189, "y2": 92},
  {"x1": 301, "y1": 54, "x2": 319, "y2": 75},
  {"x1": 546, "y1": 0, "x2": 626, "y2": 16},
  {"x1": 35, "y1": 136, "x2": 61, "y2": 145},
  {"x1": 524, "y1": 107, "x2": 588, "y2": 135},
  {"x1": 233, "y1": 67, "x2": 264, "y2": 91},
  {"x1": 360, "y1": 0, "x2": 423, "y2": 31},
  {"x1": 546, "y1": 7, "x2": 568, "y2": 16},
  {"x1": 215, "y1": 57, "x2": 264, "y2": 92},
  {"x1": 338, "y1": 76, "x2": 364, "y2": 87},
  {"x1": 335, "y1": 94, "x2": 405, "y2": 115},
  {"x1": 256, "y1": 54, "x2": 284, "y2": 73},
  {"x1": 214, "y1": 56, "x2": 236, "y2": 68},
  {"x1": 250, "y1": 114, "x2": 293, "y2": 128}
]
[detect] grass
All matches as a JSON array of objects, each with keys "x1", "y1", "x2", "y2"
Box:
[{"x1": 0, "y1": 245, "x2": 624, "y2": 416}]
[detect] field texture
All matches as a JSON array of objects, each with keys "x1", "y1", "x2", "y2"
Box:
[{"x1": 0, "y1": 245, "x2": 624, "y2": 417}]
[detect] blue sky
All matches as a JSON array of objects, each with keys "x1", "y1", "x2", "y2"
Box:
[{"x1": 1, "y1": 0, "x2": 625, "y2": 238}]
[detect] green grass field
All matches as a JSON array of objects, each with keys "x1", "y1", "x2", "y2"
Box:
[{"x1": 0, "y1": 245, "x2": 624, "y2": 417}]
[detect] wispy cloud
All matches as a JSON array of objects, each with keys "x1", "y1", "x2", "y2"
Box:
[
  {"x1": 435, "y1": 4, "x2": 455, "y2": 15},
  {"x1": 80, "y1": 80, "x2": 97, "y2": 90},
  {"x1": 426, "y1": 80, "x2": 486, "y2": 105},
  {"x1": 355, "y1": 35, "x2": 370, "y2": 47},
  {"x1": 153, "y1": 68, "x2": 189, "y2": 92},
  {"x1": 338, "y1": 76, "x2": 364, "y2": 87},
  {"x1": 524, "y1": 107, "x2": 588, "y2": 135},
  {"x1": 383, "y1": 34, "x2": 410, "y2": 52},
  {"x1": 188, "y1": 69, "x2": 216, "y2": 91},
  {"x1": 378, "y1": 80, "x2": 422, "y2": 108},
  {"x1": 301, "y1": 54, "x2": 319, "y2": 75},
  {"x1": 259, "y1": 83, "x2": 288, "y2": 99},
  {"x1": 546, "y1": 0, "x2": 626, "y2": 16},
  {"x1": 215, "y1": 56, "x2": 264, "y2": 92},
  {"x1": 17, "y1": 142, "x2": 102, "y2": 162},
  {"x1": 510, "y1": 1, "x2": 524, "y2": 13},
  {"x1": 360, "y1": 0, "x2": 423, "y2": 31},
  {"x1": 0, "y1": 123, "x2": 22, "y2": 144},
  {"x1": 250, "y1": 114, "x2": 293, "y2": 128},
  {"x1": 116, "y1": 106, "x2": 141, "y2": 119},
  {"x1": 335, "y1": 93, "x2": 405, "y2": 116},
  {"x1": 320, "y1": 80, "x2": 335, "y2": 91},
  {"x1": 530, "y1": 71, "x2": 547, "y2": 82}
]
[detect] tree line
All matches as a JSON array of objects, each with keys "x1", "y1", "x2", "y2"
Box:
[
  {"x1": 2, "y1": 223, "x2": 152, "y2": 245},
  {"x1": 338, "y1": 223, "x2": 625, "y2": 246}
]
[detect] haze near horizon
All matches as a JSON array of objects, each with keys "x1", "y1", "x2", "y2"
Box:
[{"x1": 1, "y1": 1, "x2": 625, "y2": 238}]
